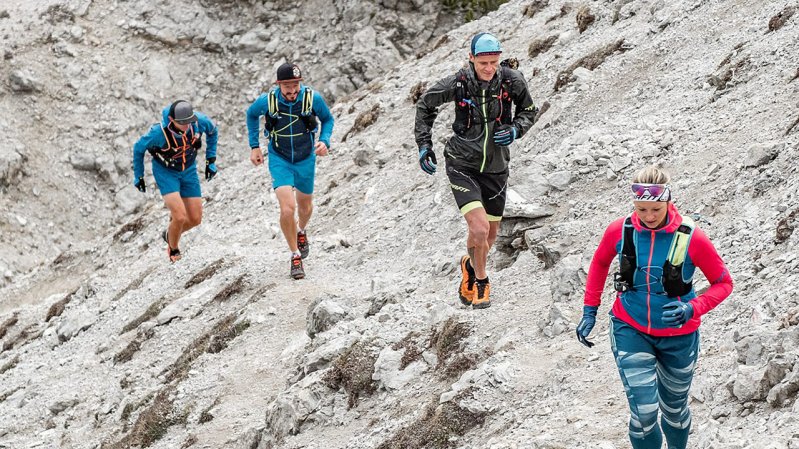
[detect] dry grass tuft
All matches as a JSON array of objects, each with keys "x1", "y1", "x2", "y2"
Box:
[
  {"x1": 114, "y1": 328, "x2": 155, "y2": 365},
  {"x1": 376, "y1": 391, "x2": 488, "y2": 449},
  {"x1": 323, "y1": 341, "x2": 378, "y2": 408},
  {"x1": 207, "y1": 320, "x2": 250, "y2": 354},
  {"x1": 113, "y1": 216, "x2": 146, "y2": 241},
  {"x1": 0, "y1": 355, "x2": 20, "y2": 375},
  {"x1": 707, "y1": 56, "x2": 751, "y2": 92},
  {"x1": 107, "y1": 390, "x2": 187, "y2": 448},
  {"x1": 554, "y1": 39, "x2": 627, "y2": 91},
  {"x1": 162, "y1": 314, "x2": 249, "y2": 383},
  {"x1": 786, "y1": 115, "x2": 799, "y2": 137},
  {"x1": 184, "y1": 259, "x2": 225, "y2": 289},
  {"x1": 0, "y1": 386, "x2": 22, "y2": 404},
  {"x1": 2, "y1": 323, "x2": 37, "y2": 352},
  {"x1": 0, "y1": 313, "x2": 18, "y2": 339},
  {"x1": 343, "y1": 104, "x2": 380, "y2": 142},
  {"x1": 545, "y1": 3, "x2": 571, "y2": 23},
  {"x1": 523, "y1": 0, "x2": 548, "y2": 18},
  {"x1": 181, "y1": 434, "x2": 198, "y2": 448},
  {"x1": 768, "y1": 6, "x2": 795, "y2": 32},
  {"x1": 112, "y1": 268, "x2": 156, "y2": 302},
  {"x1": 576, "y1": 5, "x2": 595, "y2": 33},
  {"x1": 46, "y1": 287, "x2": 79, "y2": 322},
  {"x1": 211, "y1": 275, "x2": 246, "y2": 303},
  {"x1": 430, "y1": 317, "x2": 472, "y2": 367},
  {"x1": 392, "y1": 332, "x2": 426, "y2": 370},
  {"x1": 775, "y1": 209, "x2": 798, "y2": 244},
  {"x1": 528, "y1": 35, "x2": 558, "y2": 59},
  {"x1": 121, "y1": 300, "x2": 166, "y2": 335},
  {"x1": 407, "y1": 81, "x2": 428, "y2": 104}
]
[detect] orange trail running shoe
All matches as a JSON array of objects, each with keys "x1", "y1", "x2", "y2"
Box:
[
  {"x1": 472, "y1": 279, "x2": 491, "y2": 309},
  {"x1": 458, "y1": 255, "x2": 476, "y2": 306}
]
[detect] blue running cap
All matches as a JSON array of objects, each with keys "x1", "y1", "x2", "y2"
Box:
[{"x1": 470, "y1": 32, "x2": 502, "y2": 56}]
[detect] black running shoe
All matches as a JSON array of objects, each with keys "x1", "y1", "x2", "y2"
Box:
[
  {"x1": 168, "y1": 246, "x2": 181, "y2": 263},
  {"x1": 297, "y1": 231, "x2": 309, "y2": 259},
  {"x1": 290, "y1": 254, "x2": 305, "y2": 279}
]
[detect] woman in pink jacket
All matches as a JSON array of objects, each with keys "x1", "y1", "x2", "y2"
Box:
[{"x1": 576, "y1": 166, "x2": 733, "y2": 449}]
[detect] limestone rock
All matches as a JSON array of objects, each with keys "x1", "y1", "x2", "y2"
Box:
[
  {"x1": 9, "y1": 69, "x2": 41, "y2": 93},
  {"x1": 114, "y1": 185, "x2": 146, "y2": 216},
  {"x1": 745, "y1": 142, "x2": 783, "y2": 168},
  {"x1": 547, "y1": 170, "x2": 574, "y2": 191},
  {"x1": 372, "y1": 346, "x2": 428, "y2": 391},
  {"x1": 56, "y1": 310, "x2": 98, "y2": 342},
  {"x1": 306, "y1": 297, "x2": 350, "y2": 338}
]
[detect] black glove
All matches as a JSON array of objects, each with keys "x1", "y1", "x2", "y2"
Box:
[
  {"x1": 192, "y1": 137, "x2": 203, "y2": 150},
  {"x1": 205, "y1": 157, "x2": 217, "y2": 181},
  {"x1": 418, "y1": 147, "x2": 437, "y2": 175},
  {"x1": 134, "y1": 177, "x2": 146, "y2": 193}
]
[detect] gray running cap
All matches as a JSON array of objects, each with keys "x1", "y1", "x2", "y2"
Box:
[{"x1": 172, "y1": 100, "x2": 197, "y2": 125}]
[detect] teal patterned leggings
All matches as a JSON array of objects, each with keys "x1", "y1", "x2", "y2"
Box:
[{"x1": 609, "y1": 318, "x2": 700, "y2": 449}]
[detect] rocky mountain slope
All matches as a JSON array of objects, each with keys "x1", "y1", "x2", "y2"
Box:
[
  {"x1": 0, "y1": 0, "x2": 463, "y2": 281},
  {"x1": 1, "y1": 0, "x2": 799, "y2": 448}
]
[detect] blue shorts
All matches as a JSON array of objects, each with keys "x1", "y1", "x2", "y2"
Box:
[
  {"x1": 152, "y1": 161, "x2": 202, "y2": 198},
  {"x1": 268, "y1": 152, "x2": 316, "y2": 194}
]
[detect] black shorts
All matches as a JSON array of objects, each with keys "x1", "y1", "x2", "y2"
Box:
[{"x1": 445, "y1": 163, "x2": 508, "y2": 221}]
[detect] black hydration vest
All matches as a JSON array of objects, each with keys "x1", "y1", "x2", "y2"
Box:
[
  {"x1": 149, "y1": 124, "x2": 201, "y2": 172},
  {"x1": 452, "y1": 59, "x2": 518, "y2": 135},
  {"x1": 614, "y1": 215, "x2": 696, "y2": 298}
]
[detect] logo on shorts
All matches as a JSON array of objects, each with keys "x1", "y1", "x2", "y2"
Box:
[{"x1": 450, "y1": 184, "x2": 470, "y2": 193}]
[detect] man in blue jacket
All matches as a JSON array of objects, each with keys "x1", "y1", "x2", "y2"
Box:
[
  {"x1": 246, "y1": 63, "x2": 334, "y2": 279},
  {"x1": 132, "y1": 100, "x2": 218, "y2": 262}
]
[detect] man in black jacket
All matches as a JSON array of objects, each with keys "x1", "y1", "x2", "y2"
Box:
[{"x1": 414, "y1": 32, "x2": 537, "y2": 309}]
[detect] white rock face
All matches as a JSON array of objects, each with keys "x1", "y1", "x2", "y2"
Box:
[
  {"x1": 55, "y1": 310, "x2": 98, "y2": 342},
  {"x1": 1, "y1": 1, "x2": 798, "y2": 449},
  {"x1": 114, "y1": 185, "x2": 146, "y2": 216},
  {"x1": 306, "y1": 297, "x2": 349, "y2": 338}
]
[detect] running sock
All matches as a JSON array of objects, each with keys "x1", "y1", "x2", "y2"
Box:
[
  {"x1": 476, "y1": 277, "x2": 489, "y2": 285},
  {"x1": 291, "y1": 251, "x2": 301, "y2": 258}
]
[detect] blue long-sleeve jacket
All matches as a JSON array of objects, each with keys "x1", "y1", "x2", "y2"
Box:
[
  {"x1": 132, "y1": 109, "x2": 218, "y2": 180},
  {"x1": 246, "y1": 86, "x2": 334, "y2": 163}
]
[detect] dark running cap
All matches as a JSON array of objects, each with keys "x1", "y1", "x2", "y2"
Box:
[
  {"x1": 276, "y1": 63, "x2": 303, "y2": 82},
  {"x1": 170, "y1": 100, "x2": 197, "y2": 125},
  {"x1": 470, "y1": 32, "x2": 502, "y2": 56}
]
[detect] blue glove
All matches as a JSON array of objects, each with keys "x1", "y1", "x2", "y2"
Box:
[
  {"x1": 418, "y1": 147, "x2": 437, "y2": 175},
  {"x1": 662, "y1": 301, "x2": 694, "y2": 327},
  {"x1": 576, "y1": 305, "x2": 598, "y2": 348},
  {"x1": 493, "y1": 125, "x2": 517, "y2": 146},
  {"x1": 205, "y1": 157, "x2": 217, "y2": 181},
  {"x1": 134, "y1": 177, "x2": 146, "y2": 193}
]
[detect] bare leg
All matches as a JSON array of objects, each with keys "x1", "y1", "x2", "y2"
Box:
[
  {"x1": 296, "y1": 191, "x2": 314, "y2": 232},
  {"x1": 181, "y1": 197, "x2": 203, "y2": 233},
  {"x1": 487, "y1": 220, "x2": 500, "y2": 250},
  {"x1": 274, "y1": 186, "x2": 299, "y2": 253},
  {"x1": 163, "y1": 193, "x2": 188, "y2": 249},
  {"x1": 464, "y1": 207, "x2": 490, "y2": 279}
]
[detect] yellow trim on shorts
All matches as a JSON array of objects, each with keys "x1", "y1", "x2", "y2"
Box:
[
  {"x1": 460, "y1": 201, "x2": 484, "y2": 215},
  {"x1": 486, "y1": 214, "x2": 503, "y2": 222}
]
